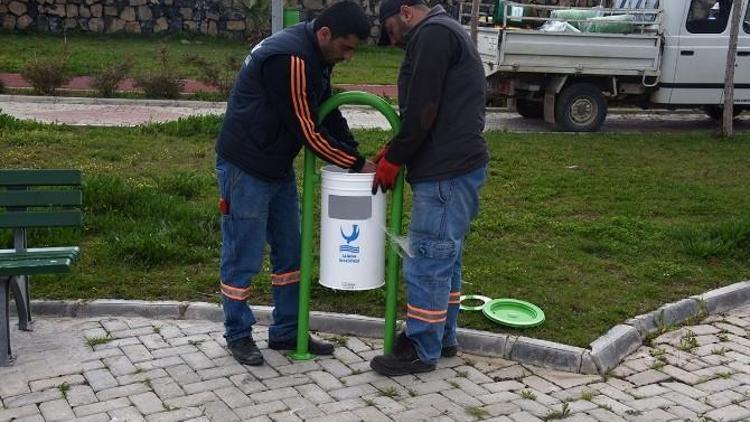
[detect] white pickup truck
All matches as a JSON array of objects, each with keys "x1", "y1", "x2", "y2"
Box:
[{"x1": 476, "y1": 0, "x2": 750, "y2": 131}]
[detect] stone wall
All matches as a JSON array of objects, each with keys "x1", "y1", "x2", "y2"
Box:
[{"x1": 0, "y1": 0, "x2": 604, "y2": 42}]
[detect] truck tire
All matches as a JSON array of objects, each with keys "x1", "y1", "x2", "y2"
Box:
[
  {"x1": 515, "y1": 99, "x2": 544, "y2": 119},
  {"x1": 555, "y1": 83, "x2": 608, "y2": 132},
  {"x1": 703, "y1": 106, "x2": 743, "y2": 120}
]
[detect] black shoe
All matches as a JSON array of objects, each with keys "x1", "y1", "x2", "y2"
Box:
[
  {"x1": 442, "y1": 344, "x2": 458, "y2": 358},
  {"x1": 371, "y1": 333, "x2": 436, "y2": 376},
  {"x1": 268, "y1": 334, "x2": 335, "y2": 355},
  {"x1": 228, "y1": 336, "x2": 264, "y2": 366}
]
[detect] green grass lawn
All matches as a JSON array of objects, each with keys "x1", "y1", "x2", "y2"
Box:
[
  {"x1": 2, "y1": 113, "x2": 750, "y2": 347},
  {"x1": 0, "y1": 31, "x2": 403, "y2": 85}
]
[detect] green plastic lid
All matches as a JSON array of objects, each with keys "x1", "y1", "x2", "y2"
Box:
[
  {"x1": 459, "y1": 295, "x2": 491, "y2": 311},
  {"x1": 482, "y1": 298, "x2": 545, "y2": 328}
]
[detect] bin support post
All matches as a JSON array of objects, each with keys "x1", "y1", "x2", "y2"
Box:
[{"x1": 289, "y1": 92, "x2": 402, "y2": 361}]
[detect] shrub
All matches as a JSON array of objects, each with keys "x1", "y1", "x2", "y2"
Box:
[
  {"x1": 184, "y1": 54, "x2": 240, "y2": 97},
  {"x1": 134, "y1": 45, "x2": 185, "y2": 99},
  {"x1": 92, "y1": 55, "x2": 134, "y2": 98},
  {"x1": 21, "y1": 48, "x2": 71, "y2": 96}
]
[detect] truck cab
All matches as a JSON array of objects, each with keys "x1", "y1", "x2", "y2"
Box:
[{"x1": 477, "y1": 0, "x2": 750, "y2": 131}]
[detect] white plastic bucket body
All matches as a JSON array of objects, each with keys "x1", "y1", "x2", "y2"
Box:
[{"x1": 319, "y1": 166, "x2": 385, "y2": 290}]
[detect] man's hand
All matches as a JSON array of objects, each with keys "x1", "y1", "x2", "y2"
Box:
[
  {"x1": 359, "y1": 160, "x2": 377, "y2": 173},
  {"x1": 371, "y1": 157, "x2": 401, "y2": 194}
]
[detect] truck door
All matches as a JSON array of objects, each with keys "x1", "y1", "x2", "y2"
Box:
[
  {"x1": 737, "y1": 0, "x2": 750, "y2": 105},
  {"x1": 670, "y1": 0, "x2": 734, "y2": 104}
]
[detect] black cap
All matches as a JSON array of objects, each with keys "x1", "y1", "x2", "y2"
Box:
[{"x1": 378, "y1": 0, "x2": 425, "y2": 24}]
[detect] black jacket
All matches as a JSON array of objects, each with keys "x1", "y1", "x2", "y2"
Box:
[
  {"x1": 216, "y1": 22, "x2": 365, "y2": 181},
  {"x1": 386, "y1": 7, "x2": 489, "y2": 183}
]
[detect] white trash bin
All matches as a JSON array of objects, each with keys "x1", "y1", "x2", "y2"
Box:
[{"x1": 319, "y1": 166, "x2": 385, "y2": 290}]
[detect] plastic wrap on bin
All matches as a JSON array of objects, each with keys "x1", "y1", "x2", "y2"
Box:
[
  {"x1": 549, "y1": 9, "x2": 599, "y2": 29},
  {"x1": 538, "y1": 20, "x2": 581, "y2": 32},
  {"x1": 583, "y1": 14, "x2": 636, "y2": 33}
]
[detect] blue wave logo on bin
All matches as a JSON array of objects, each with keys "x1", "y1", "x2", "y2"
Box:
[{"x1": 339, "y1": 224, "x2": 360, "y2": 254}]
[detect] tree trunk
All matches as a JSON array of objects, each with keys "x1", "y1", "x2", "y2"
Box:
[
  {"x1": 470, "y1": 0, "x2": 480, "y2": 45},
  {"x1": 722, "y1": 0, "x2": 743, "y2": 138}
]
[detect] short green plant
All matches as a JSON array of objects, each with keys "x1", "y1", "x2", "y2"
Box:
[
  {"x1": 91, "y1": 55, "x2": 134, "y2": 97},
  {"x1": 650, "y1": 359, "x2": 667, "y2": 370},
  {"x1": 717, "y1": 333, "x2": 730, "y2": 342},
  {"x1": 625, "y1": 409, "x2": 642, "y2": 416},
  {"x1": 331, "y1": 335, "x2": 348, "y2": 348},
  {"x1": 717, "y1": 371, "x2": 733, "y2": 379},
  {"x1": 465, "y1": 406, "x2": 489, "y2": 420},
  {"x1": 58, "y1": 382, "x2": 71, "y2": 398},
  {"x1": 580, "y1": 390, "x2": 595, "y2": 401},
  {"x1": 185, "y1": 54, "x2": 240, "y2": 97},
  {"x1": 85, "y1": 335, "x2": 114, "y2": 348},
  {"x1": 544, "y1": 402, "x2": 570, "y2": 420},
  {"x1": 379, "y1": 386, "x2": 399, "y2": 398},
  {"x1": 712, "y1": 347, "x2": 727, "y2": 356},
  {"x1": 362, "y1": 398, "x2": 375, "y2": 406},
  {"x1": 21, "y1": 46, "x2": 71, "y2": 95},
  {"x1": 678, "y1": 330, "x2": 699, "y2": 351},
  {"x1": 520, "y1": 390, "x2": 537, "y2": 400},
  {"x1": 134, "y1": 45, "x2": 184, "y2": 99}
]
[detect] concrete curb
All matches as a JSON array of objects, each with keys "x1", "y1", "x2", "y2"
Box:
[{"x1": 12, "y1": 280, "x2": 750, "y2": 375}]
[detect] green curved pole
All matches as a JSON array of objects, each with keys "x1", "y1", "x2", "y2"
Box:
[{"x1": 288, "y1": 91, "x2": 403, "y2": 361}]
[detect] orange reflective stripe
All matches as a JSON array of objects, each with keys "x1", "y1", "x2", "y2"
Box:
[
  {"x1": 290, "y1": 57, "x2": 354, "y2": 167},
  {"x1": 448, "y1": 291, "x2": 461, "y2": 304},
  {"x1": 407, "y1": 313, "x2": 447, "y2": 324},
  {"x1": 272, "y1": 270, "x2": 300, "y2": 287},
  {"x1": 220, "y1": 282, "x2": 250, "y2": 301},
  {"x1": 407, "y1": 304, "x2": 448, "y2": 316}
]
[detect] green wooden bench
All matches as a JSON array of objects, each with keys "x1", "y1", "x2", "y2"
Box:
[{"x1": 0, "y1": 170, "x2": 82, "y2": 366}]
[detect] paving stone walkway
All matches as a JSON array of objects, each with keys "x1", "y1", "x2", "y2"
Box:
[{"x1": 4, "y1": 304, "x2": 750, "y2": 422}]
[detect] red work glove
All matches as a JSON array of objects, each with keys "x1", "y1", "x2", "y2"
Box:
[
  {"x1": 371, "y1": 157, "x2": 401, "y2": 194},
  {"x1": 372, "y1": 144, "x2": 389, "y2": 164}
]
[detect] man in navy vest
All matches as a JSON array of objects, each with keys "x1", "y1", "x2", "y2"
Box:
[
  {"x1": 370, "y1": 0, "x2": 490, "y2": 375},
  {"x1": 215, "y1": 1, "x2": 374, "y2": 366}
]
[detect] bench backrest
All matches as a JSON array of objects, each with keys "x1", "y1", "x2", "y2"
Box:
[{"x1": 0, "y1": 170, "x2": 83, "y2": 229}]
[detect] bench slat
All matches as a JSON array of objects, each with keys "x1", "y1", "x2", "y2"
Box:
[
  {"x1": 0, "y1": 247, "x2": 80, "y2": 256},
  {"x1": 0, "y1": 257, "x2": 74, "y2": 276},
  {"x1": 0, "y1": 191, "x2": 82, "y2": 207},
  {"x1": 0, "y1": 210, "x2": 82, "y2": 228},
  {"x1": 0, "y1": 170, "x2": 81, "y2": 187},
  {"x1": 0, "y1": 250, "x2": 80, "y2": 262}
]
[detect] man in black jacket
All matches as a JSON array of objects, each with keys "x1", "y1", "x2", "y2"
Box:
[
  {"x1": 370, "y1": 0, "x2": 490, "y2": 376},
  {"x1": 215, "y1": 1, "x2": 374, "y2": 366}
]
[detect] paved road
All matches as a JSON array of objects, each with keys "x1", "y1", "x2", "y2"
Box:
[
  {"x1": 3, "y1": 305, "x2": 750, "y2": 421},
  {"x1": 2, "y1": 95, "x2": 748, "y2": 133}
]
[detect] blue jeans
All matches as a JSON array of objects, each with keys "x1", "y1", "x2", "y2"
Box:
[
  {"x1": 405, "y1": 165, "x2": 487, "y2": 363},
  {"x1": 216, "y1": 157, "x2": 301, "y2": 344}
]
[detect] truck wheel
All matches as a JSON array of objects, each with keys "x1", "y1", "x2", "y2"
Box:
[
  {"x1": 703, "y1": 106, "x2": 743, "y2": 120},
  {"x1": 555, "y1": 83, "x2": 607, "y2": 132},
  {"x1": 515, "y1": 99, "x2": 544, "y2": 119}
]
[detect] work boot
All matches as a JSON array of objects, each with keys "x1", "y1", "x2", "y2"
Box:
[
  {"x1": 442, "y1": 344, "x2": 458, "y2": 358},
  {"x1": 371, "y1": 332, "x2": 436, "y2": 376},
  {"x1": 228, "y1": 336, "x2": 264, "y2": 366},
  {"x1": 268, "y1": 334, "x2": 335, "y2": 355}
]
